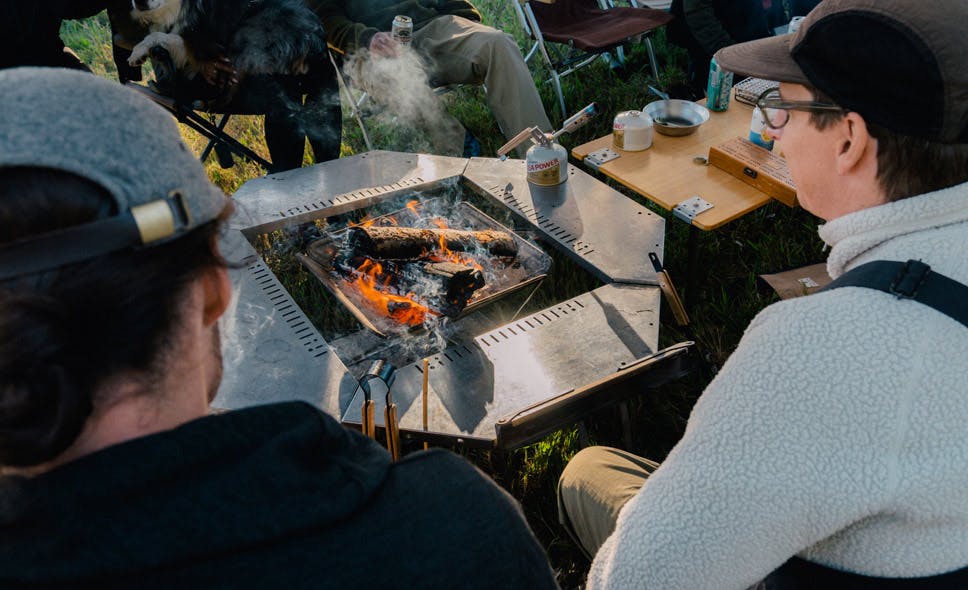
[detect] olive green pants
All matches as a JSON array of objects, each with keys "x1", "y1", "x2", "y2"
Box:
[
  {"x1": 558, "y1": 446, "x2": 660, "y2": 559},
  {"x1": 414, "y1": 15, "x2": 553, "y2": 142}
]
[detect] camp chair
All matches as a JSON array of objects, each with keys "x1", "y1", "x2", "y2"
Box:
[
  {"x1": 123, "y1": 81, "x2": 273, "y2": 171},
  {"x1": 514, "y1": 0, "x2": 675, "y2": 117},
  {"x1": 107, "y1": 9, "x2": 277, "y2": 171},
  {"x1": 111, "y1": 35, "x2": 276, "y2": 172},
  {"x1": 118, "y1": 50, "x2": 341, "y2": 173}
]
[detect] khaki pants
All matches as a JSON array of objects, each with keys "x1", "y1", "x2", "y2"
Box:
[
  {"x1": 558, "y1": 446, "x2": 659, "y2": 558},
  {"x1": 414, "y1": 15, "x2": 553, "y2": 141}
]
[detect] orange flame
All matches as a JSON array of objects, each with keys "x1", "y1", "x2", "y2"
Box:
[
  {"x1": 342, "y1": 201, "x2": 491, "y2": 326},
  {"x1": 429, "y1": 221, "x2": 484, "y2": 270},
  {"x1": 351, "y1": 259, "x2": 428, "y2": 326},
  {"x1": 350, "y1": 215, "x2": 400, "y2": 228},
  {"x1": 349, "y1": 214, "x2": 375, "y2": 228}
]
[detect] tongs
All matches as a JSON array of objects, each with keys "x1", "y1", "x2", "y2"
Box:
[
  {"x1": 649, "y1": 252, "x2": 690, "y2": 326},
  {"x1": 359, "y1": 359, "x2": 401, "y2": 460}
]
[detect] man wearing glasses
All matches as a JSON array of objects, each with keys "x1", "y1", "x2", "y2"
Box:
[{"x1": 558, "y1": 1, "x2": 968, "y2": 588}]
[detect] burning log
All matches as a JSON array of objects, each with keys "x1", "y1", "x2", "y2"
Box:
[
  {"x1": 416, "y1": 261, "x2": 486, "y2": 316},
  {"x1": 348, "y1": 226, "x2": 518, "y2": 260}
]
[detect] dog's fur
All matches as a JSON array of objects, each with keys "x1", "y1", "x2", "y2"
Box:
[{"x1": 128, "y1": 0, "x2": 327, "y2": 98}]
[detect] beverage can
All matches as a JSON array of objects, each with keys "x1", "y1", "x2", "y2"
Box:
[
  {"x1": 705, "y1": 57, "x2": 733, "y2": 112},
  {"x1": 391, "y1": 15, "x2": 413, "y2": 45},
  {"x1": 749, "y1": 107, "x2": 774, "y2": 150}
]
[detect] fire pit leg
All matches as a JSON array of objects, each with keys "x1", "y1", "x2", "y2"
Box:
[
  {"x1": 489, "y1": 450, "x2": 510, "y2": 483},
  {"x1": 685, "y1": 225, "x2": 701, "y2": 310},
  {"x1": 577, "y1": 421, "x2": 591, "y2": 448},
  {"x1": 619, "y1": 402, "x2": 633, "y2": 449}
]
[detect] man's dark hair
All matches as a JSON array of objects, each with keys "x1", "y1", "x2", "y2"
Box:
[
  {"x1": 808, "y1": 88, "x2": 968, "y2": 202},
  {"x1": 0, "y1": 167, "x2": 226, "y2": 467}
]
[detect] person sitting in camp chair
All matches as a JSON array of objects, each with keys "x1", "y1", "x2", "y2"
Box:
[
  {"x1": 559, "y1": 0, "x2": 968, "y2": 587},
  {"x1": 108, "y1": 3, "x2": 342, "y2": 173},
  {"x1": 311, "y1": 0, "x2": 552, "y2": 156}
]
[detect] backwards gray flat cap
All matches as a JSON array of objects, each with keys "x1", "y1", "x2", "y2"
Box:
[{"x1": 0, "y1": 67, "x2": 231, "y2": 279}]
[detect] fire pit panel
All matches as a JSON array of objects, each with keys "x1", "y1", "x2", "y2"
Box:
[
  {"x1": 463, "y1": 157, "x2": 666, "y2": 285},
  {"x1": 230, "y1": 152, "x2": 468, "y2": 232},
  {"x1": 215, "y1": 230, "x2": 358, "y2": 416},
  {"x1": 340, "y1": 283, "x2": 660, "y2": 444}
]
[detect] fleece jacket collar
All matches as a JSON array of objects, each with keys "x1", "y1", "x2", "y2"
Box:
[{"x1": 819, "y1": 181, "x2": 968, "y2": 278}]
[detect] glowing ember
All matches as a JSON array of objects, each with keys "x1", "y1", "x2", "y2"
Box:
[{"x1": 350, "y1": 259, "x2": 429, "y2": 326}]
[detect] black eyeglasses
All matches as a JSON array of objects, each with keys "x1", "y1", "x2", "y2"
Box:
[{"x1": 756, "y1": 88, "x2": 844, "y2": 129}]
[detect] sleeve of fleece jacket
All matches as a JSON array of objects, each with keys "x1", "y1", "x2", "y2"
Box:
[{"x1": 587, "y1": 293, "x2": 912, "y2": 589}]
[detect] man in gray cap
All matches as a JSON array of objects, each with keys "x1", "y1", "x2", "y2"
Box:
[
  {"x1": 0, "y1": 68, "x2": 558, "y2": 589},
  {"x1": 558, "y1": 1, "x2": 968, "y2": 588}
]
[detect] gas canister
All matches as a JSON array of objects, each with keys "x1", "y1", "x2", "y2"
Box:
[
  {"x1": 526, "y1": 136, "x2": 568, "y2": 186},
  {"x1": 612, "y1": 110, "x2": 654, "y2": 151},
  {"x1": 497, "y1": 103, "x2": 597, "y2": 187}
]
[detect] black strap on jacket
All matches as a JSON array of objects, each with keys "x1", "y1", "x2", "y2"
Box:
[
  {"x1": 819, "y1": 259, "x2": 968, "y2": 329},
  {"x1": 763, "y1": 557, "x2": 968, "y2": 589},
  {"x1": 760, "y1": 259, "x2": 968, "y2": 588}
]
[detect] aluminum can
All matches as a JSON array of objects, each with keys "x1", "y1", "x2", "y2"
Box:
[
  {"x1": 749, "y1": 107, "x2": 775, "y2": 151},
  {"x1": 526, "y1": 136, "x2": 568, "y2": 186},
  {"x1": 705, "y1": 57, "x2": 733, "y2": 112},
  {"x1": 612, "y1": 110, "x2": 654, "y2": 151},
  {"x1": 391, "y1": 15, "x2": 413, "y2": 45}
]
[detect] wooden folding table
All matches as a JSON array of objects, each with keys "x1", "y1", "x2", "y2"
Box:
[{"x1": 572, "y1": 94, "x2": 794, "y2": 305}]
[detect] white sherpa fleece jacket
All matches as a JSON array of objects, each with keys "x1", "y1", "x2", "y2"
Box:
[{"x1": 588, "y1": 182, "x2": 968, "y2": 589}]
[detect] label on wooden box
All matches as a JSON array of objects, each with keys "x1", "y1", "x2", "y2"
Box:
[{"x1": 708, "y1": 137, "x2": 797, "y2": 206}]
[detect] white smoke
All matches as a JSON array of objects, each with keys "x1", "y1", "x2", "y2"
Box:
[{"x1": 342, "y1": 48, "x2": 465, "y2": 156}]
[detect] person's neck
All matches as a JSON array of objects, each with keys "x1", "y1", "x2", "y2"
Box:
[
  {"x1": 62, "y1": 378, "x2": 211, "y2": 467},
  {"x1": 4, "y1": 324, "x2": 218, "y2": 478}
]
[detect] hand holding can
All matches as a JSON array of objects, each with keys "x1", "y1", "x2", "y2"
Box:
[{"x1": 392, "y1": 15, "x2": 413, "y2": 46}]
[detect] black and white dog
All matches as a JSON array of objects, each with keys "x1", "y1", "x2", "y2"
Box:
[
  {"x1": 127, "y1": 0, "x2": 327, "y2": 102},
  {"x1": 125, "y1": 0, "x2": 342, "y2": 171}
]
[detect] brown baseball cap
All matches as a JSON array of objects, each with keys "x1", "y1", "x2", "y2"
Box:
[{"x1": 714, "y1": 0, "x2": 968, "y2": 143}]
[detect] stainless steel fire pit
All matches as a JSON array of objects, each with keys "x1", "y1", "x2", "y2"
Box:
[
  {"x1": 298, "y1": 197, "x2": 552, "y2": 337},
  {"x1": 216, "y1": 151, "x2": 691, "y2": 449}
]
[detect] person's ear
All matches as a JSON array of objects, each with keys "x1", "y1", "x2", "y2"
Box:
[
  {"x1": 201, "y1": 265, "x2": 232, "y2": 327},
  {"x1": 835, "y1": 112, "x2": 875, "y2": 175}
]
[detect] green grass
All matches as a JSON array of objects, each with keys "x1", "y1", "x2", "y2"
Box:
[{"x1": 65, "y1": 5, "x2": 825, "y2": 586}]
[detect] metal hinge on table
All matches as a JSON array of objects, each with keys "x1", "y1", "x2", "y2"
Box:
[
  {"x1": 672, "y1": 195, "x2": 714, "y2": 224},
  {"x1": 584, "y1": 147, "x2": 620, "y2": 172}
]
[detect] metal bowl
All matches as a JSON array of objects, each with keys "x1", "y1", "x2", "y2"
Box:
[{"x1": 643, "y1": 100, "x2": 710, "y2": 136}]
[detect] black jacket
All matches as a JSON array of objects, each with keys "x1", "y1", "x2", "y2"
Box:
[
  {"x1": 0, "y1": 1, "x2": 113, "y2": 70},
  {"x1": 0, "y1": 402, "x2": 558, "y2": 589},
  {"x1": 669, "y1": 0, "x2": 771, "y2": 60}
]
